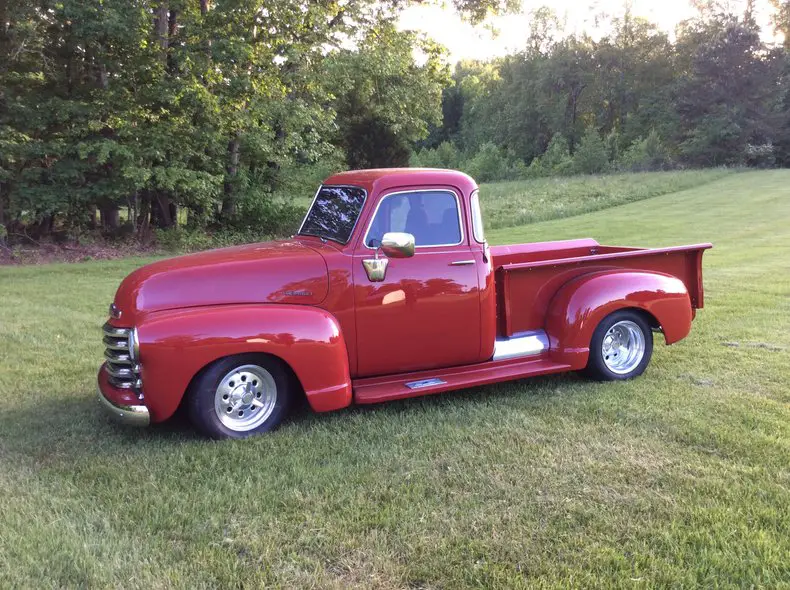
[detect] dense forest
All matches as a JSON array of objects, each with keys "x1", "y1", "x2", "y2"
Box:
[{"x1": 0, "y1": 0, "x2": 788, "y2": 246}]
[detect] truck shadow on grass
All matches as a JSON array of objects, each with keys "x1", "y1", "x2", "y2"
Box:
[{"x1": 0, "y1": 372, "x2": 586, "y2": 466}]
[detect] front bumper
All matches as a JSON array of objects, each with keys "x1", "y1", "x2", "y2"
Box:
[{"x1": 97, "y1": 367, "x2": 150, "y2": 427}]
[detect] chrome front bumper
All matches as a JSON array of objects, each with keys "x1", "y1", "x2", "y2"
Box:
[{"x1": 97, "y1": 385, "x2": 150, "y2": 427}]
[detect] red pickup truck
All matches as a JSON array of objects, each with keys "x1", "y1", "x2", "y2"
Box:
[{"x1": 98, "y1": 169, "x2": 711, "y2": 439}]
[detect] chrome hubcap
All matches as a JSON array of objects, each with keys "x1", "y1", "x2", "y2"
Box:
[
  {"x1": 602, "y1": 320, "x2": 646, "y2": 375},
  {"x1": 214, "y1": 364, "x2": 277, "y2": 432}
]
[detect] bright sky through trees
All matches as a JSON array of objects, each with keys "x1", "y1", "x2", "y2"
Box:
[{"x1": 399, "y1": 0, "x2": 781, "y2": 61}]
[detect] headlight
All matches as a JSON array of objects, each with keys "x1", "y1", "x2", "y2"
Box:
[{"x1": 128, "y1": 327, "x2": 140, "y2": 361}]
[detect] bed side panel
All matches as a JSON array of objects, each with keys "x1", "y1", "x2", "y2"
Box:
[{"x1": 497, "y1": 245, "x2": 710, "y2": 337}]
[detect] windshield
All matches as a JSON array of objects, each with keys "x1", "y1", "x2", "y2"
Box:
[{"x1": 298, "y1": 186, "x2": 367, "y2": 244}]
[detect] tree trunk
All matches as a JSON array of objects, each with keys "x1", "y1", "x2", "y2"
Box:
[
  {"x1": 222, "y1": 134, "x2": 241, "y2": 219},
  {"x1": 151, "y1": 192, "x2": 176, "y2": 228},
  {"x1": 167, "y1": 8, "x2": 178, "y2": 73},
  {"x1": 100, "y1": 205, "x2": 120, "y2": 230},
  {"x1": 137, "y1": 191, "x2": 151, "y2": 235},
  {"x1": 0, "y1": 182, "x2": 7, "y2": 237},
  {"x1": 86, "y1": 205, "x2": 97, "y2": 230},
  {"x1": 154, "y1": 1, "x2": 169, "y2": 63}
]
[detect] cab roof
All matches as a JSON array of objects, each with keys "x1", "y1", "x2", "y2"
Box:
[{"x1": 322, "y1": 168, "x2": 478, "y2": 197}]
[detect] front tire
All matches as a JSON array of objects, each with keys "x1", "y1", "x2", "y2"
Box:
[
  {"x1": 187, "y1": 354, "x2": 291, "y2": 439},
  {"x1": 584, "y1": 310, "x2": 653, "y2": 381}
]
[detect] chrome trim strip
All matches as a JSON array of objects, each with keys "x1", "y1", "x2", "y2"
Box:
[
  {"x1": 105, "y1": 350, "x2": 132, "y2": 364},
  {"x1": 362, "y1": 188, "x2": 466, "y2": 250},
  {"x1": 103, "y1": 324, "x2": 130, "y2": 337},
  {"x1": 470, "y1": 189, "x2": 486, "y2": 244},
  {"x1": 297, "y1": 185, "x2": 323, "y2": 235},
  {"x1": 104, "y1": 363, "x2": 139, "y2": 379},
  {"x1": 449, "y1": 259, "x2": 475, "y2": 266},
  {"x1": 297, "y1": 184, "x2": 368, "y2": 245},
  {"x1": 97, "y1": 386, "x2": 150, "y2": 427},
  {"x1": 493, "y1": 330, "x2": 549, "y2": 361},
  {"x1": 102, "y1": 336, "x2": 129, "y2": 351},
  {"x1": 405, "y1": 378, "x2": 447, "y2": 390}
]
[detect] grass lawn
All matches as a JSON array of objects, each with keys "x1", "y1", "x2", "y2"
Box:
[
  {"x1": 479, "y1": 168, "x2": 734, "y2": 230},
  {"x1": 0, "y1": 170, "x2": 788, "y2": 588}
]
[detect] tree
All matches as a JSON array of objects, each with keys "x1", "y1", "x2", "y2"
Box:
[
  {"x1": 770, "y1": 0, "x2": 790, "y2": 45},
  {"x1": 327, "y1": 23, "x2": 450, "y2": 169},
  {"x1": 675, "y1": 14, "x2": 785, "y2": 166},
  {"x1": 573, "y1": 128, "x2": 608, "y2": 174}
]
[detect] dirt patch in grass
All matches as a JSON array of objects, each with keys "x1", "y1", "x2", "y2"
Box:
[{"x1": 0, "y1": 240, "x2": 157, "y2": 265}]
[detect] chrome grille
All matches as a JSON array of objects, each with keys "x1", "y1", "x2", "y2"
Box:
[{"x1": 102, "y1": 323, "x2": 142, "y2": 392}]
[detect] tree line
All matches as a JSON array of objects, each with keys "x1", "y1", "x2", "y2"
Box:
[
  {"x1": 1, "y1": 0, "x2": 789, "y2": 245},
  {"x1": 0, "y1": 0, "x2": 483, "y2": 242},
  {"x1": 415, "y1": 3, "x2": 790, "y2": 181}
]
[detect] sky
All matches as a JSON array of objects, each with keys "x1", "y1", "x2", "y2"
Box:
[{"x1": 398, "y1": 0, "x2": 781, "y2": 62}]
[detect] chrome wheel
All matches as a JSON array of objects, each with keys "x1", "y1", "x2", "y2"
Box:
[
  {"x1": 601, "y1": 320, "x2": 646, "y2": 375},
  {"x1": 213, "y1": 364, "x2": 277, "y2": 432}
]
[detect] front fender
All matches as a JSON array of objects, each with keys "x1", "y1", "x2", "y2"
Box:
[
  {"x1": 545, "y1": 270, "x2": 692, "y2": 369},
  {"x1": 136, "y1": 304, "x2": 351, "y2": 422}
]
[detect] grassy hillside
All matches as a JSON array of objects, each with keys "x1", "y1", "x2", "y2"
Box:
[
  {"x1": 0, "y1": 170, "x2": 788, "y2": 587},
  {"x1": 479, "y1": 168, "x2": 734, "y2": 230}
]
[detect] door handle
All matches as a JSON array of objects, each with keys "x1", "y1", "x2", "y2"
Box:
[{"x1": 449, "y1": 259, "x2": 475, "y2": 266}]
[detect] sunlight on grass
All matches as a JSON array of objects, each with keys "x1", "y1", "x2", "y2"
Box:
[
  {"x1": 479, "y1": 168, "x2": 734, "y2": 230},
  {"x1": 0, "y1": 170, "x2": 788, "y2": 587}
]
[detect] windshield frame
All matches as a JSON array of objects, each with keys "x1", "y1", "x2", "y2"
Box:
[{"x1": 297, "y1": 184, "x2": 368, "y2": 245}]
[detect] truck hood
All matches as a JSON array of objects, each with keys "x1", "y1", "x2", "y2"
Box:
[{"x1": 112, "y1": 239, "x2": 329, "y2": 320}]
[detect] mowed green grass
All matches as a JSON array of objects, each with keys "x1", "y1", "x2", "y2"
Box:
[
  {"x1": 0, "y1": 170, "x2": 788, "y2": 588},
  {"x1": 479, "y1": 168, "x2": 734, "y2": 230}
]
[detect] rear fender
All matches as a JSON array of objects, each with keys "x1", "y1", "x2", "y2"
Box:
[
  {"x1": 545, "y1": 270, "x2": 692, "y2": 369},
  {"x1": 136, "y1": 304, "x2": 351, "y2": 422}
]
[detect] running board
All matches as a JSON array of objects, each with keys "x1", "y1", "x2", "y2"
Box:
[
  {"x1": 353, "y1": 356, "x2": 571, "y2": 405},
  {"x1": 493, "y1": 330, "x2": 549, "y2": 361}
]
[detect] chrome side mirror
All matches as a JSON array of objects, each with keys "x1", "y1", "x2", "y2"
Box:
[
  {"x1": 381, "y1": 232, "x2": 415, "y2": 259},
  {"x1": 362, "y1": 232, "x2": 415, "y2": 282}
]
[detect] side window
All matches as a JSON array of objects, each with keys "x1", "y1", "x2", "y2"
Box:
[
  {"x1": 470, "y1": 190, "x2": 486, "y2": 243},
  {"x1": 366, "y1": 191, "x2": 462, "y2": 248}
]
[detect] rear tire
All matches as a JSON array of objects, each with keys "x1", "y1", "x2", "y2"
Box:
[
  {"x1": 583, "y1": 310, "x2": 653, "y2": 381},
  {"x1": 187, "y1": 354, "x2": 291, "y2": 439}
]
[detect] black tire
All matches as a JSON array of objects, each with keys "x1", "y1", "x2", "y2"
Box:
[
  {"x1": 583, "y1": 310, "x2": 653, "y2": 381},
  {"x1": 186, "y1": 353, "x2": 292, "y2": 439}
]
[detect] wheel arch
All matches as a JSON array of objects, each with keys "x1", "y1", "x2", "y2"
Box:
[
  {"x1": 181, "y1": 350, "x2": 307, "y2": 413},
  {"x1": 545, "y1": 270, "x2": 692, "y2": 369},
  {"x1": 136, "y1": 304, "x2": 352, "y2": 422}
]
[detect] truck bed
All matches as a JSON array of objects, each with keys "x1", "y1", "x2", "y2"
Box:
[{"x1": 490, "y1": 239, "x2": 712, "y2": 337}]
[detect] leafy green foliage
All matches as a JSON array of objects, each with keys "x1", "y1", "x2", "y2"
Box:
[
  {"x1": 327, "y1": 23, "x2": 450, "y2": 169},
  {"x1": 0, "y1": 0, "x2": 462, "y2": 241},
  {"x1": 1, "y1": 1, "x2": 789, "y2": 247},
  {"x1": 526, "y1": 134, "x2": 574, "y2": 178},
  {"x1": 422, "y1": 7, "x2": 789, "y2": 180},
  {"x1": 572, "y1": 128, "x2": 609, "y2": 175},
  {"x1": 619, "y1": 130, "x2": 673, "y2": 172}
]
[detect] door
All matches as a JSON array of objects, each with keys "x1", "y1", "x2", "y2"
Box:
[{"x1": 353, "y1": 188, "x2": 481, "y2": 377}]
